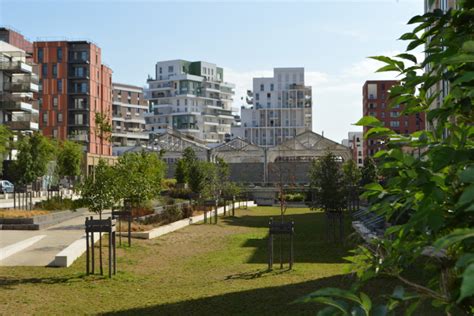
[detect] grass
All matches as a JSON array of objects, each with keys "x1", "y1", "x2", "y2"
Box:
[
  {"x1": 0, "y1": 209, "x2": 51, "y2": 218},
  {"x1": 0, "y1": 207, "x2": 441, "y2": 315}
]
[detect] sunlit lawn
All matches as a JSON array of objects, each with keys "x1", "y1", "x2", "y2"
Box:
[{"x1": 0, "y1": 207, "x2": 436, "y2": 315}]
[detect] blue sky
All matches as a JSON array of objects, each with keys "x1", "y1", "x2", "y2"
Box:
[{"x1": 0, "y1": 0, "x2": 423, "y2": 142}]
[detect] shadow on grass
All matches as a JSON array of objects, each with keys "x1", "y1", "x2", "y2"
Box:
[
  {"x1": 103, "y1": 274, "x2": 352, "y2": 315},
  {"x1": 223, "y1": 211, "x2": 353, "y2": 264},
  {"x1": 0, "y1": 273, "x2": 88, "y2": 289}
]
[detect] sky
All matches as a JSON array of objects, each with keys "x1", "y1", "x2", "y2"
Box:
[{"x1": 0, "y1": 0, "x2": 424, "y2": 142}]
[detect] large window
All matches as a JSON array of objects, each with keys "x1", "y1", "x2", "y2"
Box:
[
  {"x1": 52, "y1": 64, "x2": 57, "y2": 78},
  {"x1": 38, "y1": 48, "x2": 43, "y2": 62},
  {"x1": 57, "y1": 48, "x2": 63, "y2": 62},
  {"x1": 42, "y1": 64, "x2": 47, "y2": 77},
  {"x1": 57, "y1": 79, "x2": 62, "y2": 93},
  {"x1": 390, "y1": 121, "x2": 400, "y2": 128}
]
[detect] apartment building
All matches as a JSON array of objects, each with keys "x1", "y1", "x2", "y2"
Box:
[
  {"x1": 33, "y1": 40, "x2": 113, "y2": 162},
  {"x1": 112, "y1": 83, "x2": 148, "y2": 155},
  {"x1": 0, "y1": 41, "x2": 39, "y2": 159},
  {"x1": 232, "y1": 68, "x2": 312, "y2": 147},
  {"x1": 0, "y1": 27, "x2": 33, "y2": 56},
  {"x1": 145, "y1": 60, "x2": 235, "y2": 144},
  {"x1": 362, "y1": 80, "x2": 425, "y2": 157},
  {"x1": 425, "y1": 0, "x2": 458, "y2": 134},
  {"x1": 343, "y1": 132, "x2": 364, "y2": 168}
]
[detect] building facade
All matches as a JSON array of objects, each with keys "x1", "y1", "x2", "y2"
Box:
[
  {"x1": 233, "y1": 68, "x2": 312, "y2": 147},
  {"x1": 0, "y1": 41, "x2": 39, "y2": 159},
  {"x1": 112, "y1": 83, "x2": 149, "y2": 155},
  {"x1": 343, "y1": 131, "x2": 364, "y2": 168},
  {"x1": 0, "y1": 27, "x2": 33, "y2": 56},
  {"x1": 145, "y1": 60, "x2": 235, "y2": 144},
  {"x1": 362, "y1": 80, "x2": 425, "y2": 157},
  {"x1": 33, "y1": 41, "x2": 113, "y2": 158}
]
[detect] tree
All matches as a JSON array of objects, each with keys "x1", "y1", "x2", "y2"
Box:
[
  {"x1": 57, "y1": 140, "x2": 83, "y2": 187},
  {"x1": 343, "y1": 159, "x2": 361, "y2": 187},
  {"x1": 114, "y1": 151, "x2": 166, "y2": 206},
  {"x1": 94, "y1": 112, "x2": 112, "y2": 157},
  {"x1": 302, "y1": 2, "x2": 474, "y2": 314},
  {"x1": 0, "y1": 125, "x2": 11, "y2": 175},
  {"x1": 13, "y1": 133, "x2": 56, "y2": 186},
  {"x1": 175, "y1": 159, "x2": 187, "y2": 185},
  {"x1": 309, "y1": 152, "x2": 346, "y2": 212},
  {"x1": 360, "y1": 157, "x2": 377, "y2": 186}
]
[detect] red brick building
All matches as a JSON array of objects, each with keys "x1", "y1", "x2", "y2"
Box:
[
  {"x1": 362, "y1": 80, "x2": 425, "y2": 157},
  {"x1": 33, "y1": 41, "x2": 113, "y2": 161}
]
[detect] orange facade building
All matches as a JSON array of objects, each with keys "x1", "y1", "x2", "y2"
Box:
[
  {"x1": 362, "y1": 80, "x2": 425, "y2": 157},
  {"x1": 33, "y1": 41, "x2": 112, "y2": 157}
]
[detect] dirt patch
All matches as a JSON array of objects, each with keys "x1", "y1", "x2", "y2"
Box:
[{"x1": 0, "y1": 209, "x2": 51, "y2": 218}]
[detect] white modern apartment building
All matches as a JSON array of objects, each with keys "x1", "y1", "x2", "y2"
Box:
[
  {"x1": 0, "y1": 41, "x2": 39, "y2": 160},
  {"x1": 232, "y1": 68, "x2": 312, "y2": 147},
  {"x1": 112, "y1": 83, "x2": 149, "y2": 155},
  {"x1": 145, "y1": 60, "x2": 235, "y2": 144}
]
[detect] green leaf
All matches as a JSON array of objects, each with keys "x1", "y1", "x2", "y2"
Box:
[
  {"x1": 407, "y1": 39, "x2": 424, "y2": 51},
  {"x1": 364, "y1": 127, "x2": 393, "y2": 139},
  {"x1": 396, "y1": 53, "x2": 417, "y2": 63},
  {"x1": 309, "y1": 297, "x2": 349, "y2": 315},
  {"x1": 434, "y1": 228, "x2": 474, "y2": 250},
  {"x1": 452, "y1": 72, "x2": 474, "y2": 85},
  {"x1": 376, "y1": 64, "x2": 399, "y2": 73},
  {"x1": 359, "y1": 292, "x2": 372, "y2": 314},
  {"x1": 364, "y1": 183, "x2": 384, "y2": 192},
  {"x1": 459, "y1": 166, "x2": 474, "y2": 183},
  {"x1": 443, "y1": 54, "x2": 474, "y2": 64},
  {"x1": 456, "y1": 254, "x2": 474, "y2": 268},
  {"x1": 458, "y1": 263, "x2": 474, "y2": 302},
  {"x1": 354, "y1": 116, "x2": 384, "y2": 127},
  {"x1": 407, "y1": 15, "x2": 425, "y2": 24},
  {"x1": 399, "y1": 33, "x2": 418, "y2": 41},
  {"x1": 458, "y1": 184, "x2": 474, "y2": 206},
  {"x1": 461, "y1": 40, "x2": 474, "y2": 53}
]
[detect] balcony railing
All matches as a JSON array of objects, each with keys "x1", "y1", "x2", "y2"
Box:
[
  {"x1": 0, "y1": 100, "x2": 35, "y2": 112},
  {"x1": 69, "y1": 134, "x2": 89, "y2": 142},
  {"x1": 3, "y1": 82, "x2": 39, "y2": 93},
  {"x1": 0, "y1": 60, "x2": 32, "y2": 73}
]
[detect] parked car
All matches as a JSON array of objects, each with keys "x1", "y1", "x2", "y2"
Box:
[{"x1": 0, "y1": 180, "x2": 14, "y2": 194}]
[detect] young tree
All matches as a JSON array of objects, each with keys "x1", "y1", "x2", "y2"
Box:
[
  {"x1": 114, "y1": 151, "x2": 166, "y2": 206},
  {"x1": 309, "y1": 152, "x2": 346, "y2": 212},
  {"x1": 360, "y1": 157, "x2": 377, "y2": 186},
  {"x1": 175, "y1": 158, "x2": 187, "y2": 185},
  {"x1": 302, "y1": 2, "x2": 474, "y2": 314},
  {"x1": 94, "y1": 112, "x2": 112, "y2": 157},
  {"x1": 57, "y1": 140, "x2": 83, "y2": 188},
  {"x1": 0, "y1": 125, "x2": 11, "y2": 175},
  {"x1": 13, "y1": 133, "x2": 56, "y2": 186}
]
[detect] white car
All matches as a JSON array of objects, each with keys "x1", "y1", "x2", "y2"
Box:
[{"x1": 0, "y1": 180, "x2": 14, "y2": 194}]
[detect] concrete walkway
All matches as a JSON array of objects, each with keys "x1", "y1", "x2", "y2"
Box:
[{"x1": 0, "y1": 211, "x2": 108, "y2": 267}]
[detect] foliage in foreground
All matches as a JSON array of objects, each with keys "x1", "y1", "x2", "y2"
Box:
[{"x1": 303, "y1": 2, "x2": 474, "y2": 315}]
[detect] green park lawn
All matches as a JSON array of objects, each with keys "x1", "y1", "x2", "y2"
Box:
[{"x1": 0, "y1": 207, "x2": 438, "y2": 315}]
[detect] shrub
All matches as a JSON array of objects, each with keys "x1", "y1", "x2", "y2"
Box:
[
  {"x1": 161, "y1": 178, "x2": 177, "y2": 191},
  {"x1": 181, "y1": 204, "x2": 193, "y2": 218},
  {"x1": 161, "y1": 205, "x2": 182, "y2": 224},
  {"x1": 284, "y1": 193, "x2": 305, "y2": 202},
  {"x1": 35, "y1": 197, "x2": 81, "y2": 211}
]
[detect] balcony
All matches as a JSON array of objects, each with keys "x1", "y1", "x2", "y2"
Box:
[
  {"x1": 0, "y1": 100, "x2": 36, "y2": 113},
  {"x1": 3, "y1": 81, "x2": 39, "y2": 93},
  {"x1": 0, "y1": 60, "x2": 32, "y2": 73},
  {"x1": 4, "y1": 113, "x2": 39, "y2": 131},
  {"x1": 68, "y1": 134, "x2": 89, "y2": 142}
]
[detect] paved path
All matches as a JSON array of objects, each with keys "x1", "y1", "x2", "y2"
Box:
[{"x1": 0, "y1": 211, "x2": 109, "y2": 267}]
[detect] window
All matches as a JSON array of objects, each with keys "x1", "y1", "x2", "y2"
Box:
[
  {"x1": 52, "y1": 64, "x2": 57, "y2": 78},
  {"x1": 255, "y1": 93, "x2": 259, "y2": 101},
  {"x1": 74, "y1": 114, "x2": 84, "y2": 125},
  {"x1": 53, "y1": 97, "x2": 58, "y2": 107},
  {"x1": 57, "y1": 79, "x2": 62, "y2": 93},
  {"x1": 267, "y1": 93, "x2": 271, "y2": 98},
  {"x1": 57, "y1": 112, "x2": 63, "y2": 123},
  {"x1": 270, "y1": 84, "x2": 274, "y2": 91},
  {"x1": 168, "y1": 66, "x2": 174, "y2": 73},
  {"x1": 390, "y1": 111, "x2": 399, "y2": 117},
  {"x1": 390, "y1": 121, "x2": 400, "y2": 127},
  {"x1": 42, "y1": 64, "x2": 48, "y2": 77},
  {"x1": 57, "y1": 48, "x2": 63, "y2": 62},
  {"x1": 38, "y1": 48, "x2": 43, "y2": 62},
  {"x1": 381, "y1": 112, "x2": 385, "y2": 118},
  {"x1": 80, "y1": 51, "x2": 87, "y2": 61},
  {"x1": 260, "y1": 84, "x2": 264, "y2": 91},
  {"x1": 53, "y1": 129, "x2": 58, "y2": 138},
  {"x1": 43, "y1": 112, "x2": 48, "y2": 123},
  {"x1": 159, "y1": 67, "x2": 162, "y2": 74}
]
